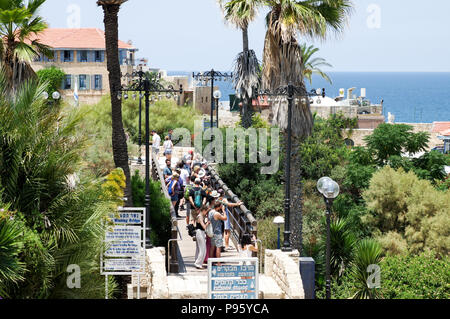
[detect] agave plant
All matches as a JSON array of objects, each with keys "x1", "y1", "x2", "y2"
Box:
[{"x1": 350, "y1": 238, "x2": 383, "y2": 299}]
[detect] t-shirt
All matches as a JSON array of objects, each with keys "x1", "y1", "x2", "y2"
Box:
[
  {"x1": 152, "y1": 134, "x2": 161, "y2": 149},
  {"x1": 163, "y1": 166, "x2": 172, "y2": 177},
  {"x1": 189, "y1": 186, "x2": 206, "y2": 207},
  {"x1": 180, "y1": 168, "x2": 190, "y2": 185},
  {"x1": 163, "y1": 140, "x2": 173, "y2": 150}
]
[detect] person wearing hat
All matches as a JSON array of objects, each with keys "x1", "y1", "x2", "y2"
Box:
[
  {"x1": 151, "y1": 130, "x2": 161, "y2": 157},
  {"x1": 217, "y1": 189, "x2": 243, "y2": 251},
  {"x1": 208, "y1": 202, "x2": 228, "y2": 265}
]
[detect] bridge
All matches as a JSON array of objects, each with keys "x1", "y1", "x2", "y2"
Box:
[{"x1": 127, "y1": 147, "x2": 306, "y2": 299}]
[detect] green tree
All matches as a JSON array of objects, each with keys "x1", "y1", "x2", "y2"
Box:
[
  {"x1": 0, "y1": 0, "x2": 51, "y2": 91},
  {"x1": 363, "y1": 166, "x2": 450, "y2": 256},
  {"x1": 261, "y1": 0, "x2": 353, "y2": 253},
  {"x1": 36, "y1": 66, "x2": 65, "y2": 101},
  {"x1": 364, "y1": 123, "x2": 429, "y2": 165},
  {"x1": 300, "y1": 43, "x2": 332, "y2": 84}
]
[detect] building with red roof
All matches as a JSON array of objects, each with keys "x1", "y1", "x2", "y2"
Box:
[{"x1": 30, "y1": 28, "x2": 138, "y2": 104}]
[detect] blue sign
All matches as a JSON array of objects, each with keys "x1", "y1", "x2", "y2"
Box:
[
  {"x1": 211, "y1": 265, "x2": 256, "y2": 278},
  {"x1": 211, "y1": 278, "x2": 256, "y2": 292}
]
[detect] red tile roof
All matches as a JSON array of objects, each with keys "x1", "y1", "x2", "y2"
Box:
[
  {"x1": 29, "y1": 28, "x2": 135, "y2": 50},
  {"x1": 432, "y1": 122, "x2": 450, "y2": 135}
]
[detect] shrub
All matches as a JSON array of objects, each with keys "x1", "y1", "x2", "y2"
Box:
[
  {"x1": 131, "y1": 170, "x2": 171, "y2": 247},
  {"x1": 36, "y1": 66, "x2": 65, "y2": 100},
  {"x1": 363, "y1": 166, "x2": 450, "y2": 255},
  {"x1": 379, "y1": 251, "x2": 450, "y2": 299}
]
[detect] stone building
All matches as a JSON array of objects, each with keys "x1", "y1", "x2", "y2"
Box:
[{"x1": 30, "y1": 28, "x2": 137, "y2": 105}]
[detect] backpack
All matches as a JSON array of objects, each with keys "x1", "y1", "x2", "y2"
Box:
[
  {"x1": 184, "y1": 185, "x2": 193, "y2": 200},
  {"x1": 194, "y1": 189, "x2": 202, "y2": 208},
  {"x1": 167, "y1": 179, "x2": 175, "y2": 196}
]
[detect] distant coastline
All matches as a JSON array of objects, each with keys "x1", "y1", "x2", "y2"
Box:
[{"x1": 167, "y1": 71, "x2": 450, "y2": 123}]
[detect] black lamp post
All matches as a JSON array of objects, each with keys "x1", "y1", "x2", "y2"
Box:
[
  {"x1": 117, "y1": 70, "x2": 183, "y2": 249},
  {"x1": 317, "y1": 177, "x2": 340, "y2": 299},
  {"x1": 257, "y1": 85, "x2": 322, "y2": 252},
  {"x1": 193, "y1": 69, "x2": 232, "y2": 130}
]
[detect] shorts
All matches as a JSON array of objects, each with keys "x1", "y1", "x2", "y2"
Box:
[
  {"x1": 170, "y1": 194, "x2": 178, "y2": 202},
  {"x1": 164, "y1": 149, "x2": 173, "y2": 155},
  {"x1": 212, "y1": 234, "x2": 223, "y2": 248}
]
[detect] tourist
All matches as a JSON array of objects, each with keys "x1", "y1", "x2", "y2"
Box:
[
  {"x1": 191, "y1": 166, "x2": 201, "y2": 181},
  {"x1": 193, "y1": 205, "x2": 210, "y2": 270},
  {"x1": 167, "y1": 172, "x2": 180, "y2": 213},
  {"x1": 163, "y1": 159, "x2": 172, "y2": 179},
  {"x1": 239, "y1": 233, "x2": 258, "y2": 258},
  {"x1": 178, "y1": 162, "x2": 190, "y2": 210},
  {"x1": 151, "y1": 130, "x2": 161, "y2": 157},
  {"x1": 174, "y1": 168, "x2": 183, "y2": 217},
  {"x1": 168, "y1": 128, "x2": 174, "y2": 141},
  {"x1": 188, "y1": 178, "x2": 206, "y2": 225},
  {"x1": 208, "y1": 202, "x2": 228, "y2": 265},
  {"x1": 217, "y1": 189, "x2": 243, "y2": 251},
  {"x1": 163, "y1": 136, "x2": 173, "y2": 160}
]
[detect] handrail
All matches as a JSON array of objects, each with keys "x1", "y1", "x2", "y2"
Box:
[
  {"x1": 206, "y1": 163, "x2": 258, "y2": 244},
  {"x1": 151, "y1": 154, "x2": 179, "y2": 273}
]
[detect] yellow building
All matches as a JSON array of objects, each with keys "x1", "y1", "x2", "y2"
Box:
[{"x1": 30, "y1": 28, "x2": 137, "y2": 104}]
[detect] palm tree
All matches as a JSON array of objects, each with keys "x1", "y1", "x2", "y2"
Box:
[
  {"x1": 219, "y1": 0, "x2": 261, "y2": 128},
  {"x1": 300, "y1": 43, "x2": 332, "y2": 85},
  {"x1": 262, "y1": 0, "x2": 352, "y2": 253},
  {"x1": 0, "y1": 0, "x2": 52, "y2": 91},
  {"x1": 97, "y1": 0, "x2": 133, "y2": 206}
]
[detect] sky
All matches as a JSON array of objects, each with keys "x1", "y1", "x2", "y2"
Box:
[{"x1": 39, "y1": 0, "x2": 450, "y2": 72}]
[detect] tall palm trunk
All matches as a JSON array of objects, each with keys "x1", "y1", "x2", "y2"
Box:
[
  {"x1": 240, "y1": 25, "x2": 254, "y2": 129},
  {"x1": 100, "y1": 3, "x2": 133, "y2": 206},
  {"x1": 263, "y1": 11, "x2": 314, "y2": 254}
]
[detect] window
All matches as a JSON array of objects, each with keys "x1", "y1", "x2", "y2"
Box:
[
  {"x1": 95, "y1": 51, "x2": 103, "y2": 62},
  {"x1": 79, "y1": 75, "x2": 87, "y2": 90},
  {"x1": 63, "y1": 50, "x2": 72, "y2": 62},
  {"x1": 94, "y1": 75, "x2": 102, "y2": 90},
  {"x1": 64, "y1": 75, "x2": 72, "y2": 90},
  {"x1": 79, "y1": 51, "x2": 88, "y2": 62}
]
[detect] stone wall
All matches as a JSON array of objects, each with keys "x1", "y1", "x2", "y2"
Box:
[
  {"x1": 264, "y1": 249, "x2": 305, "y2": 299},
  {"x1": 129, "y1": 247, "x2": 168, "y2": 299}
]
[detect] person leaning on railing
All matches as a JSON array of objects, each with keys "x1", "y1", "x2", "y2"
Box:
[{"x1": 217, "y1": 189, "x2": 243, "y2": 251}]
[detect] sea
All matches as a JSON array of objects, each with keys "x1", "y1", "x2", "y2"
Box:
[{"x1": 167, "y1": 71, "x2": 450, "y2": 124}]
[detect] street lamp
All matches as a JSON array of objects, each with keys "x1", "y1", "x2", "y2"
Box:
[
  {"x1": 257, "y1": 85, "x2": 321, "y2": 252},
  {"x1": 273, "y1": 216, "x2": 285, "y2": 250},
  {"x1": 117, "y1": 70, "x2": 183, "y2": 249},
  {"x1": 213, "y1": 89, "x2": 222, "y2": 128},
  {"x1": 317, "y1": 176, "x2": 340, "y2": 299},
  {"x1": 42, "y1": 91, "x2": 61, "y2": 105},
  {"x1": 193, "y1": 69, "x2": 232, "y2": 132}
]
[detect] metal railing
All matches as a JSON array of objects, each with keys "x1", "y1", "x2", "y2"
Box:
[
  {"x1": 151, "y1": 155, "x2": 180, "y2": 273},
  {"x1": 206, "y1": 164, "x2": 258, "y2": 249}
]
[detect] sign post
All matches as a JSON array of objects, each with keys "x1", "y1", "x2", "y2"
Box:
[
  {"x1": 101, "y1": 207, "x2": 146, "y2": 299},
  {"x1": 207, "y1": 258, "x2": 259, "y2": 299}
]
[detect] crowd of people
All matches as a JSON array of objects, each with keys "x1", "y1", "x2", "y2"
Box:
[{"x1": 152, "y1": 130, "x2": 258, "y2": 270}]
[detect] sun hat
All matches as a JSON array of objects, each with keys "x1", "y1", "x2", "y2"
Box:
[
  {"x1": 210, "y1": 190, "x2": 220, "y2": 198},
  {"x1": 195, "y1": 178, "x2": 201, "y2": 184},
  {"x1": 197, "y1": 168, "x2": 206, "y2": 178}
]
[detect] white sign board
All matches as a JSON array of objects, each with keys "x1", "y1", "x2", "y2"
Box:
[
  {"x1": 101, "y1": 207, "x2": 146, "y2": 276},
  {"x1": 207, "y1": 258, "x2": 259, "y2": 299}
]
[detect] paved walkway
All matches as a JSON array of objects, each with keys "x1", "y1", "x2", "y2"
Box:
[{"x1": 175, "y1": 206, "x2": 241, "y2": 276}]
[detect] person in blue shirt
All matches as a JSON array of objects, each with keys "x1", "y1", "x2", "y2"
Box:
[{"x1": 163, "y1": 159, "x2": 172, "y2": 179}]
